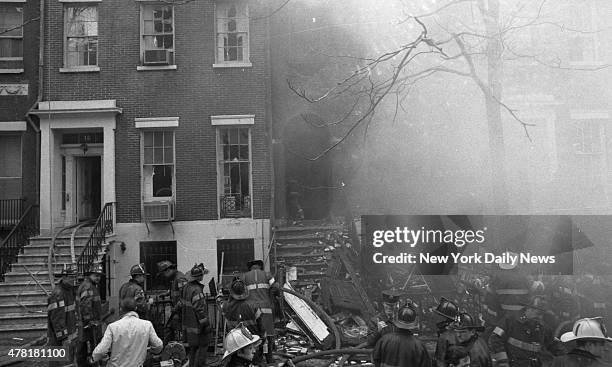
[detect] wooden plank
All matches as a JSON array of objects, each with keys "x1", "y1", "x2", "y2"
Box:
[
  {"x1": 336, "y1": 248, "x2": 377, "y2": 319},
  {"x1": 283, "y1": 282, "x2": 330, "y2": 344}
]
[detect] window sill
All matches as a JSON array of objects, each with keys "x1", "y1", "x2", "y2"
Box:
[
  {"x1": 213, "y1": 62, "x2": 252, "y2": 69},
  {"x1": 0, "y1": 69, "x2": 23, "y2": 74},
  {"x1": 0, "y1": 57, "x2": 23, "y2": 61},
  {"x1": 59, "y1": 66, "x2": 100, "y2": 73},
  {"x1": 137, "y1": 65, "x2": 177, "y2": 71}
]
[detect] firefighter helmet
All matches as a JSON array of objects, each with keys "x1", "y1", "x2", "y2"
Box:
[
  {"x1": 434, "y1": 297, "x2": 459, "y2": 321},
  {"x1": 85, "y1": 263, "x2": 104, "y2": 275},
  {"x1": 222, "y1": 324, "x2": 262, "y2": 361},
  {"x1": 453, "y1": 312, "x2": 484, "y2": 331},
  {"x1": 156, "y1": 260, "x2": 176, "y2": 276},
  {"x1": 230, "y1": 278, "x2": 249, "y2": 300},
  {"x1": 499, "y1": 251, "x2": 519, "y2": 270},
  {"x1": 394, "y1": 304, "x2": 418, "y2": 330},
  {"x1": 130, "y1": 263, "x2": 149, "y2": 276},
  {"x1": 561, "y1": 317, "x2": 612, "y2": 342},
  {"x1": 247, "y1": 259, "x2": 264, "y2": 270}
]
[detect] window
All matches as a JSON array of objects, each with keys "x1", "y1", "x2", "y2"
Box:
[
  {"x1": 572, "y1": 120, "x2": 605, "y2": 204},
  {"x1": 0, "y1": 5, "x2": 23, "y2": 59},
  {"x1": 142, "y1": 131, "x2": 175, "y2": 200},
  {"x1": 215, "y1": 2, "x2": 249, "y2": 64},
  {"x1": 567, "y1": 4, "x2": 599, "y2": 63},
  {"x1": 0, "y1": 135, "x2": 22, "y2": 200},
  {"x1": 140, "y1": 241, "x2": 177, "y2": 291},
  {"x1": 217, "y1": 127, "x2": 251, "y2": 218},
  {"x1": 141, "y1": 4, "x2": 174, "y2": 66},
  {"x1": 64, "y1": 6, "x2": 98, "y2": 67},
  {"x1": 217, "y1": 239, "x2": 254, "y2": 280}
]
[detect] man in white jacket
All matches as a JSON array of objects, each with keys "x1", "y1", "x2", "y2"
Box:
[{"x1": 92, "y1": 297, "x2": 163, "y2": 367}]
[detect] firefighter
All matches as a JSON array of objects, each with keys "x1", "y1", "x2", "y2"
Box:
[
  {"x1": 157, "y1": 260, "x2": 187, "y2": 343},
  {"x1": 549, "y1": 276, "x2": 580, "y2": 323},
  {"x1": 219, "y1": 278, "x2": 263, "y2": 335},
  {"x1": 434, "y1": 297, "x2": 460, "y2": 367},
  {"x1": 372, "y1": 304, "x2": 431, "y2": 367},
  {"x1": 182, "y1": 263, "x2": 210, "y2": 367},
  {"x1": 221, "y1": 324, "x2": 263, "y2": 367},
  {"x1": 119, "y1": 263, "x2": 149, "y2": 319},
  {"x1": 367, "y1": 290, "x2": 404, "y2": 347},
  {"x1": 242, "y1": 259, "x2": 276, "y2": 363},
  {"x1": 553, "y1": 317, "x2": 612, "y2": 367},
  {"x1": 488, "y1": 295, "x2": 565, "y2": 367},
  {"x1": 76, "y1": 264, "x2": 104, "y2": 367},
  {"x1": 452, "y1": 312, "x2": 492, "y2": 367},
  {"x1": 47, "y1": 264, "x2": 78, "y2": 367},
  {"x1": 490, "y1": 252, "x2": 531, "y2": 320},
  {"x1": 482, "y1": 282, "x2": 502, "y2": 339}
]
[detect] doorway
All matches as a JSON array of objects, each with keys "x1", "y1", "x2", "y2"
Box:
[{"x1": 76, "y1": 156, "x2": 101, "y2": 221}]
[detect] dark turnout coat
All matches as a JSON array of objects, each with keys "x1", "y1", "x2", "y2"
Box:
[{"x1": 373, "y1": 328, "x2": 431, "y2": 367}]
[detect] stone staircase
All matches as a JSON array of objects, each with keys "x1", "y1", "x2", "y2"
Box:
[
  {"x1": 0, "y1": 229, "x2": 102, "y2": 345},
  {"x1": 271, "y1": 220, "x2": 345, "y2": 300}
]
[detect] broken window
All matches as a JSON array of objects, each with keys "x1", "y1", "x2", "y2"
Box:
[
  {"x1": 143, "y1": 131, "x2": 174, "y2": 200},
  {"x1": 218, "y1": 127, "x2": 251, "y2": 218},
  {"x1": 141, "y1": 4, "x2": 175, "y2": 66},
  {"x1": 216, "y1": 2, "x2": 249, "y2": 63},
  {"x1": 64, "y1": 5, "x2": 98, "y2": 67}
]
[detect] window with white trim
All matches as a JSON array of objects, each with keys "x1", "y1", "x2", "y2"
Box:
[
  {"x1": 217, "y1": 127, "x2": 251, "y2": 218},
  {"x1": 64, "y1": 5, "x2": 98, "y2": 67},
  {"x1": 0, "y1": 4, "x2": 23, "y2": 59},
  {"x1": 142, "y1": 131, "x2": 175, "y2": 201},
  {"x1": 140, "y1": 4, "x2": 175, "y2": 66},
  {"x1": 215, "y1": 2, "x2": 249, "y2": 64}
]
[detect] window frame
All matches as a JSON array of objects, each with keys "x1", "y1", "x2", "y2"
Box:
[
  {"x1": 139, "y1": 2, "x2": 175, "y2": 67},
  {"x1": 567, "y1": 2, "x2": 601, "y2": 65},
  {"x1": 0, "y1": 3, "x2": 24, "y2": 61},
  {"x1": 215, "y1": 126, "x2": 253, "y2": 219},
  {"x1": 140, "y1": 129, "x2": 176, "y2": 203},
  {"x1": 0, "y1": 133, "x2": 23, "y2": 200},
  {"x1": 62, "y1": 4, "x2": 99, "y2": 70},
  {"x1": 213, "y1": 1, "x2": 251, "y2": 67}
]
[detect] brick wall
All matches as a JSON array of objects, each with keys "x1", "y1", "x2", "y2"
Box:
[
  {"x1": 0, "y1": 0, "x2": 40, "y2": 205},
  {"x1": 42, "y1": 0, "x2": 272, "y2": 222}
]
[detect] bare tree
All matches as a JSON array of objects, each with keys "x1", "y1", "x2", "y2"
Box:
[{"x1": 284, "y1": 0, "x2": 609, "y2": 212}]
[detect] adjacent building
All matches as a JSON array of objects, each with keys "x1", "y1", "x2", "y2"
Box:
[{"x1": 29, "y1": 0, "x2": 272, "y2": 297}]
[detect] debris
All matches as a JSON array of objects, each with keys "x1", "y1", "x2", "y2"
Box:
[{"x1": 283, "y1": 282, "x2": 330, "y2": 345}]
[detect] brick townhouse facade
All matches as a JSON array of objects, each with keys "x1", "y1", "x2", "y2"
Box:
[
  {"x1": 28, "y1": 0, "x2": 272, "y2": 298},
  {"x1": 0, "y1": 0, "x2": 40, "y2": 225}
]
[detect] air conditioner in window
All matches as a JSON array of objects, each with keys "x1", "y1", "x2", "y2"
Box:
[
  {"x1": 143, "y1": 200, "x2": 174, "y2": 222},
  {"x1": 144, "y1": 49, "x2": 172, "y2": 65}
]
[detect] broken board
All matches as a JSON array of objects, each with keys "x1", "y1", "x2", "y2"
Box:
[
  {"x1": 283, "y1": 282, "x2": 330, "y2": 345},
  {"x1": 320, "y1": 277, "x2": 363, "y2": 313}
]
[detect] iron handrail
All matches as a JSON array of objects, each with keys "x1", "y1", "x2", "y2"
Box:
[
  {"x1": 76, "y1": 202, "x2": 115, "y2": 275},
  {"x1": 0, "y1": 198, "x2": 25, "y2": 229},
  {"x1": 0, "y1": 204, "x2": 40, "y2": 281}
]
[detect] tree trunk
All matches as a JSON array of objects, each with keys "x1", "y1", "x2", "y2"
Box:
[{"x1": 484, "y1": 0, "x2": 508, "y2": 213}]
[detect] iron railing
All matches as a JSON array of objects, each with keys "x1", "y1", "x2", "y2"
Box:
[
  {"x1": 0, "y1": 205, "x2": 39, "y2": 281},
  {"x1": 0, "y1": 198, "x2": 25, "y2": 230},
  {"x1": 76, "y1": 202, "x2": 115, "y2": 275},
  {"x1": 219, "y1": 194, "x2": 251, "y2": 218}
]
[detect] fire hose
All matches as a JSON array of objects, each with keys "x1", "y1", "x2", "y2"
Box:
[{"x1": 290, "y1": 348, "x2": 373, "y2": 364}]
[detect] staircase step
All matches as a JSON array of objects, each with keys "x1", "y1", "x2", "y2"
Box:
[
  {"x1": 22, "y1": 243, "x2": 87, "y2": 256},
  {"x1": 0, "y1": 325, "x2": 47, "y2": 345},
  {"x1": 17, "y1": 254, "x2": 74, "y2": 264},
  {"x1": 0, "y1": 313, "x2": 47, "y2": 328},
  {"x1": 0, "y1": 281, "x2": 52, "y2": 293},
  {"x1": 0, "y1": 301, "x2": 47, "y2": 314},
  {"x1": 274, "y1": 240, "x2": 328, "y2": 248},
  {"x1": 4, "y1": 271, "x2": 54, "y2": 283},
  {"x1": 10, "y1": 262, "x2": 74, "y2": 274},
  {"x1": 0, "y1": 291, "x2": 50, "y2": 304}
]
